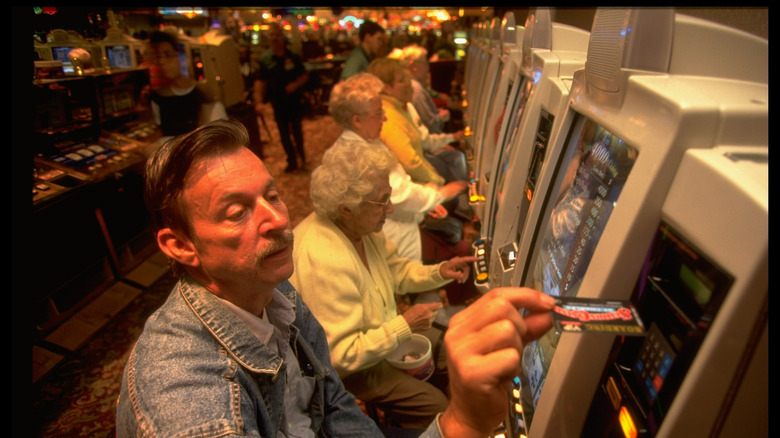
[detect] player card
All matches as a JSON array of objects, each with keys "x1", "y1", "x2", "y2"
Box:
[{"x1": 552, "y1": 296, "x2": 646, "y2": 336}]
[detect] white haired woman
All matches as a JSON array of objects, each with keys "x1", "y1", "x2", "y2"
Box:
[
  {"x1": 289, "y1": 139, "x2": 475, "y2": 431},
  {"x1": 389, "y1": 44, "x2": 452, "y2": 135},
  {"x1": 327, "y1": 72, "x2": 466, "y2": 262}
]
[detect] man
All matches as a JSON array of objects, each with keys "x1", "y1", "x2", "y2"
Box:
[
  {"x1": 147, "y1": 30, "x2": 225, "y2": 138},
  {"x1": 225, "y1": 41, "x2": 265, "y2": 159},
  {"x1": 340, "y1": 20, "x2": 387, "y2": 81},
  {"x1": 256, "y1": 22, "x2": 309, "y2": 172},
  {"x1": 115, "y1": 119, "x2": 555, "y2": 438}
]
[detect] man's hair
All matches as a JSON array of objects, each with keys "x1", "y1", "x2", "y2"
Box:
[
  {"x1": 148, "y1": 30, "x2": 180, "y2": 51},
  {"x1": 310, "y1": 139, "x2": 396, "y2": 221},
  {"x1": 145, "y1": 118, "x2": 250, "y2": 240},
  {"x1": 367, "y1": 57, "x2": 405, "y2": 87},
  {"x1": 328, "y1": 72, "x2": 384, "y2": 128},
  {"x1": 359, "y1": 20, "x2": 385, "y2": 42}
]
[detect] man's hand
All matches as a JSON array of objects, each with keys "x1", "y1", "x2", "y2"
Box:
[{"x1": 439, "y1": 288, "x2": 555, "y2": 437}]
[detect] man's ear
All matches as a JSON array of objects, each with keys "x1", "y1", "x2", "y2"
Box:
[{"x1": 157, "y1": 228, "x2": 200, "y2": 268}]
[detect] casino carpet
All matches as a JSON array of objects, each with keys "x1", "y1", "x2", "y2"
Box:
[{"x1": 32, "y1": 105, "x2": 343, "y2": 437}]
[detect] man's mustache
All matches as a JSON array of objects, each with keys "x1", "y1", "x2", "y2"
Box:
[{"x1": 256, "y1": 230, "x2": 295, "y2": 263}]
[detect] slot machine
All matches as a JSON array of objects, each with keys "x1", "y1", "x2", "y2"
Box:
[
  {"x1": 582, "y1": 146, "x2": 767, "y2": 437},
  {"x1": 463, "y1": 17, "x2": 501, "y2": 162},
  {"x1": 471, "y1": 8, "x2": 590, "y2": 293},
  {"x1": 198, "y1": 30, "x2": 246, "y2": 109},
  {"x1": 468, "y1": 12, "x2": 523, "y2": 224},
  {"x1": 499, "y1": 8, "x2": 767, "y2": 438},
  {"x1": 32, "y1": 63, "x2": 157, "y2": 333},
  {"x1": 462, "y1": 20, "x2": 490, "y2": 133},
  {"x1": 466, "y1": 17, "x2": 505, "y2": 172},
  {"x1": 44, "y1": 29, "x2": 106, "y2": 74},
  {"x1": 99, "y1": 28, "x2": 144, "y2": 70}
]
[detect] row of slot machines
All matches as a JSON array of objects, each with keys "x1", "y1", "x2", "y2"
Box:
[
  {"x1": 31, "y1": 27, "x2": 249, "y2": 334},
  {"x1": 459, "y1": 7, "x2": 767, "y2": 438},
  {"x1": 35, "y1": 27, "x2": 246, "y2": 109}
]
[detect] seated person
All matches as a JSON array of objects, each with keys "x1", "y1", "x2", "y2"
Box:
[
  {"x1": 289, "y1": 139, "x2": 476, "y2": 430},
  {"x1": 146, "y1": 30, "x2": 226, "y2": 139},
  {"x1": 367, "y1": 57, "x2": 466, "y2": 187},
  {"x1": 368, "y1": 57, "x2": 472, "y2": 221},
  {"x1": 115, "y1": 118, "x2": 556, "y2": 438},
  {"x1": 328, "y1": 72, "x2": 467, "y2": 263},
  {"x1": 389, "y1": 45, "x2": 452, "y2": 135}
]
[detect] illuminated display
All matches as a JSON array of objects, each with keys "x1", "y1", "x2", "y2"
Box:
[
  {"x1": 105, "y1": 45, "x2": 132, "y2": 69},
  {"x1": 519, "y1": 113, "x2": 638, "y2": 428}
]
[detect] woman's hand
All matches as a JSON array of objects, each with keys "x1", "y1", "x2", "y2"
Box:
[
  {"x1": 438, "y1": 181, "x2": 468, "y2": 201},
  {"x1": 402, "y1": 302, "x2": 444, "y2": 331},
  {"x1": 427, "y1": 204, "x2": 449, "y2": 219},
  {"x1": 440, "y1": 256, "x2": 477, "y2": 283}
]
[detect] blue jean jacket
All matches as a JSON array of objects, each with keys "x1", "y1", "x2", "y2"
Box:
[{"x1": 116, "y1": 275, "x2": 425, "y2": 437}]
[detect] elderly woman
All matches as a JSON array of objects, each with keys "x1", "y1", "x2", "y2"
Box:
[
  {"x1": 389, "y1": 45, "x2": 452, "y2": 135},
  {"x1": 289, "y1": 139, "x2": 475, "y2": 430},
  {"x1": 367, "y1": 57, "x2": 467, "y2": 187},
  {"x1": 328, "y1": 72, "x2": 466, "y2": 262}
]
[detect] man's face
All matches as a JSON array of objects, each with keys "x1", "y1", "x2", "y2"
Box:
[
  {"x1": 151, "y1": 41, "x2": 182, "y2": 81},
  {"x1": 238, "y1": 45, "x2": 250, "y2": 62},
  {"x1": 364, "y1": 31, "x2": 386, "y2": 57},
  {"x1": 180, "y1": 147, "x2": 294, "y2": 290},
  {"x1": 268, "y1": 26, "x2": 286, "y2": 51}
]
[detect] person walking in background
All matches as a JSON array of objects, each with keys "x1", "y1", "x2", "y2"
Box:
[
  {"x1": 340, "y1": 20, "x2": 387, "y2": 81},
  {"x1": 256, "y1": 22, "x2": 310, "y2": 172},
  {"x1": 146, "y1": 30, "x2": 226, "y2": 140}
]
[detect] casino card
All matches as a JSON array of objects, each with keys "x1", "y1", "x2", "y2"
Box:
[{"x1": 551, "y1": 296, "x2": 646, "y2": 336}]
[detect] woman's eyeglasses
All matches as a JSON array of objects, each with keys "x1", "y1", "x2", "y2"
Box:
[{"x1": 364, "y1": 197, "x2": 391, "y2": 208}]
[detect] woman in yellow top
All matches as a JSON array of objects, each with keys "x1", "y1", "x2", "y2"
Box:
[{"x1": 368, "y1": 58, "x2": 467, "y2": 187}]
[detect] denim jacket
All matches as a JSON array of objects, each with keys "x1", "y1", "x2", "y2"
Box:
[{"x1": 116, "y1": 275, "x2": 444, "y2": 437}]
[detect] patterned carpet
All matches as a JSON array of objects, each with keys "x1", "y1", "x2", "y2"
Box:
[{"x1": 32, "y1": 105, "x2": 344, "y2": 437}]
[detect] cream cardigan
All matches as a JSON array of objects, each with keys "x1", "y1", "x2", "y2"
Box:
[{"x1": 290, "y1": 212, "x2": 450, "y2": 378}]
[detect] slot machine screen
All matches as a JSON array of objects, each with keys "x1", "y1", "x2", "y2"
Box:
[
  {"x1": 51, "y1": 45, "x2": 76, "y2": 73},
  {"x1": 105, "y1": 44, "x2": 133, "y2": 69},
  {"x1": 518, "y1": 113, "x2": 638, "y2": 427}
]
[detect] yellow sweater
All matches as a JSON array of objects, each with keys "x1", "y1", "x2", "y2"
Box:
[{"x1": 379, "y1": 94, "x2": 455, "y2": 186}]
